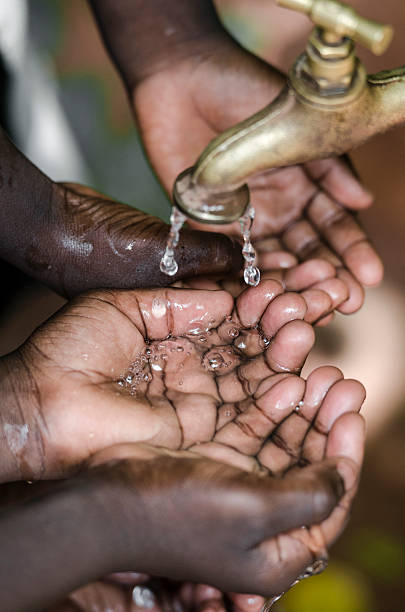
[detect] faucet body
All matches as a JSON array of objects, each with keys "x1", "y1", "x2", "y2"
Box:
[{"x1": 173, "y1": 1, "x2": 404, "y2": 225}]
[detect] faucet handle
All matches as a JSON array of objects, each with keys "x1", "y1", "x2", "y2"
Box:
[{"x1": 277, "y1": 0, "x2": 393, "y2": 55}]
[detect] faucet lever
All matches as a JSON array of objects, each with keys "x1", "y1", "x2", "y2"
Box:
[{"x1": 277, "y1": 0, "x2": 393, "y2": 55}]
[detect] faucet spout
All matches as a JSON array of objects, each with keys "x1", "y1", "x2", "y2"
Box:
[
  {"x1": 172, "y1": 1, "x2": 401, "y2": 226},
  {"x1": 173, "y1": 64, "x2": 405, "y2": 225}
]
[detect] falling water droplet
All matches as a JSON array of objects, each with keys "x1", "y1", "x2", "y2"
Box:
[
  {"x1": 239, "y1": 204, "x2": 260, "y2": 287},
  {"x1": 160, "y1": 207, "x2": 186, "y2": 276}
]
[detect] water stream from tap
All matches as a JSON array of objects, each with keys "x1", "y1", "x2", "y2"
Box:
[
  {"x1": 160, "y1": 204, "x2": 260, "y2": 286},
  {"x1": 160, "y1": 207, "x2": 187, "y2": 276},
  {"x1": 240, "y1": 204, "x2": 261, "y2": 287}
]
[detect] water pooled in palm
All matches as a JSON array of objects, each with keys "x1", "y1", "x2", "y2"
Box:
[
  {"x1": 240, "y1": 204, "x2": 260, "y2": 287},
  {"x1": 160, "y1": 207, "x2": 186, "y2": 276}
]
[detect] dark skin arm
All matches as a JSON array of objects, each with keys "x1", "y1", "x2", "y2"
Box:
[
  {"x1": 0, "y1": 443, "x2": 349, "y2": 612},
  {"x1": 0, "y1": 128, "x2": 241, "y2": 298}
]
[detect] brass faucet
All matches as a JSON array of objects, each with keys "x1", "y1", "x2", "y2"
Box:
[{"x1": 173, "y1": 0, "x2": 404, "y2": 225}]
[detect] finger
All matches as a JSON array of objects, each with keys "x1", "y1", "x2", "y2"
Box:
[
  {"x1": 236, "y1": 301, "x2": 312, "y2": 389},
  {"x1": 304, "y1": 157, "x2": 373, "y2": 209},
  {"x1": 178, "y1": 582, "x2": 195, "y2": 609},
  {"x1": 255, "y1": 236, "x2": 298, "y2": 270},
  {"x1": 121, "y1": 288, "x2": 233, "y2": 340},
  {"x1": 162, "y1": 227, "x2": 244, "y2": 286},
  {"x1": 215, "y1": 374, "x2": 305, "y2": 455},
  {"x1": 307, "y1": 192, "x2": 383, "y2": 286},
  {"x1": 315, "y1": 312, "x2": 335, "y2": 327},
  {"x1": 300, "y1": 366, "x2": 344, "y2": 421},
  {"x1": 302, "y1": 379, "x2": 366, "y2": 464},
  {"x1": 283, "y1": 259, "x2": 336, "y2": 291},
  {"x1": 257, "y1": 367, "x2": 344, "y2": 473},
  {"x1": 57, "y1": 184, "x2": 244, "y2": 295},
  {"x1": 194, "y1": 584, "x2": 226, "y2": 612},
  {"x1": 246, "y1": 461, "x2": 344, "y2": 596},
  {"x1": 259, "y1": 293, "x2": 307, "y2": 339},
  {"x1": 235, "y1": 280, "x2": 284, "y2": 328},
  {"x1": 301, "y1": 289, "x2": 333, "y2": 324},
  {"x1": 336, "y1": 268, "x2": 365, "y2": 314},
  {"x1": 228, "y1": 593, "x2": 265, "y2": 612},
  {"x1": 188, "y1": 441, "x2": 260, "y2": 473},
  {"x1": 254, "y1": 461, "x2": 344, "y2": 540},
  {"x1": 281, "y1": 220, "x2": 340, "y2": 267},
  {"x1": 264, "y1": 320, "x2": 315, "y2": 374},
  {"x1": 311, "y1": 278, "x2": 349, "y2": 310},
  {"x1": 321, "y1": 412, "x2": 366, "y2": 545}
]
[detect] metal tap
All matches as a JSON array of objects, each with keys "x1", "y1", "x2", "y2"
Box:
[{"x1": 173, "y1": 0, "x2": 403, "y2": 225}]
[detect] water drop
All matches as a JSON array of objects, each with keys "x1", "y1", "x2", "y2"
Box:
[
  {"x1": 143, "y1": 373, "x2": 151, "y2": 382},
  {"x1": 228, "y1": 327, "x2": 239, "y2": 338},
  {"x1": 117, "y1": 379, "x2": 125, "y2": 387},
  {"x1": 160, "y1": 207, "x2": 186, "y2": 277},
  {"x1": 125, "y1": 374, "x2": 134, "y2": 384},
  {"x1": 151, "y1": 363, "x2": 163, "y2": 372},
  {"x1": 239, "y1": 204, "x2": 260, "y2": 287},
  {"x1": 176, "y1": 346, "x2": 184, "y2": 352},
  {"x1": 244, "y1": 265, "x2": 261, "y2": 287},
  {"x1": 225, "y1": 410, "x2": 232, "y2": 417}
]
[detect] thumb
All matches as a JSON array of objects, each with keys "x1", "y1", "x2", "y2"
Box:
[
  {"x1": 51, "y1": 183, "x2": 242, "y2": 297},
  {"x1": 255, "y1": 461, "x2": 345, "y2": 539}
]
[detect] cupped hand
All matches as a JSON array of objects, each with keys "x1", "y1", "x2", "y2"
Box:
[
  {"x1": 1, "y1": 281, "x2": 365, "y2": 601},
  {"x1": 79, "y1": 363, "x2": 364, "y2": 599},
  {"x1": 133, "y1": 41, "x2": 383, "y2": 314},
  {"x1": 2, "y1": 280, "x2": 353, "y2": 483}
]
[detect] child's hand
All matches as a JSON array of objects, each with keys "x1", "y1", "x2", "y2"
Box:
[
  {"x1": 134, "y1": 43, "x2": 383, "y2": 314},
  {"x1": 1, "y1": 281, "x2": 357, "y2": 482}
]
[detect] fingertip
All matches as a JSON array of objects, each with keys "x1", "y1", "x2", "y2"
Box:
[
  {"x1": 307, "y1": 157, "x2": 374, "y2": 210},
  {"x1": 177, "y1": 229, "x2": 243, "y2": 278},
  {"x1": 336, "y1": 269, "x2": 365, "y2": 314},
  {"x1": 344, "y1": 242, "x2": 384, "y2": 287},
  {"x1": 327, "y1": 412, "x2": 366, "y2": 478},
  {"x1": 229, "y1": 593, "x2": 265, "y2": 612}
]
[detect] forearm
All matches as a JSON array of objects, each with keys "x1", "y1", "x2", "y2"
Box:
[
  {"x1": 0, "y1": 473, "x2": 124, "y2": 612},
  {"x1": 0, "y1": 127, "x2": 57, "y2": 283},
  {"x1": 89, "y1": 0, "x2": 234, "y2": 87},
  {"x1": 0, "y1": 353, "x2": 46, "y2": 483}
]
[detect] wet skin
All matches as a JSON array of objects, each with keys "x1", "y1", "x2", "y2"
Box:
[
  {"x1": 0, "y1": 129, "x2": 242, "y2": 298},
  {"x1": 133, "y1": 48, "x2": 383, "y2": 316},
  {"x1": 90, "y1": 0, "x2": 382, "y2": 313},
  {"x1": 0, "y1": 284, "x2": 365, "y2": 610}
]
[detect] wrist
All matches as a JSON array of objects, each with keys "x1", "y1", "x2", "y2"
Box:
[
  {"x1": 90, "y1": 0, "x2": 235, "y2": 90},
  {"x1": 0, "y1": 353, "x2": 45, "y2": 483},
  {"x1": 0, "y1": 473, "x2": 125, "y2": 611}
]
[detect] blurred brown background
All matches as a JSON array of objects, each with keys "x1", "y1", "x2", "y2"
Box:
[{"x1": 0, "y1": 1, "x2": 404, "y2": 610}]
